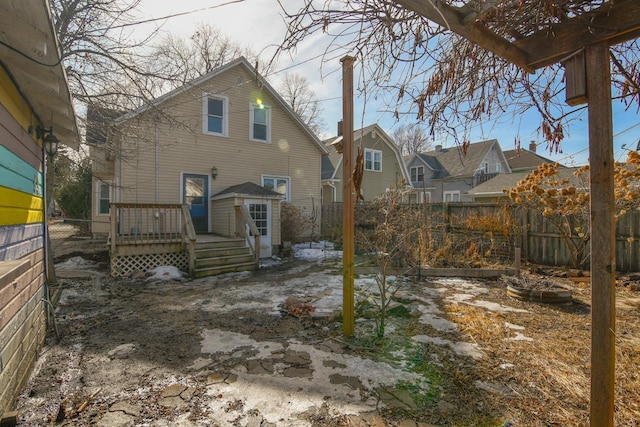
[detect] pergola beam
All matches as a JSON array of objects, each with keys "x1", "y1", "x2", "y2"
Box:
[
  {"x1": 514, "y1": 0, "x2": 640, "y2": 69},
  {"x1": 394, "y1": 0, "x2": 534, "y2": 73}
]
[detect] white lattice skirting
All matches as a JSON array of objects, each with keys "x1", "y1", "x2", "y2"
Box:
[{"x1": 111, "y1": 252, "x2": 188, "y2": 277}]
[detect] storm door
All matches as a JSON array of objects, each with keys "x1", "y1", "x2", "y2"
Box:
[{"x1": 183, "y1": 174, "x2": 208, "y2": 233}]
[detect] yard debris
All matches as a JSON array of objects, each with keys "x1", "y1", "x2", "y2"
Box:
[{"x1": 282, "y1": 296, "x2": 316, "y2": 317}]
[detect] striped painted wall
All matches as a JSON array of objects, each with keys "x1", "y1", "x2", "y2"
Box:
[{"x1": 0, "y1": 66, "x2": 48, "y2": 415}]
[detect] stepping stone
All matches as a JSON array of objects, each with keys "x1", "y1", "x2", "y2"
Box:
[
  {"x1": 158, "y1": 384, "x2": 195, "y2": 409},
  {"x1": 323, "y1": 360, "x2": 347, "y2": 369},
  {"x1": 245, "y1": 359, "x2": 274, "y2": 374},
  {"x1": 284, "y1": 350, "x2": 311, "y2": 365},
  {"x1": 329, "y1": 373, "x2": 362, "y2": 390},
  {"x1": 377, "y1": 387, "x2": 418, "y2": 411},
  {"x1": 109, "y1": 401, "x2": 141, "y2": 417},
  {"x1": 282, "y1": 367, "x2": 313, "y2": 378}
]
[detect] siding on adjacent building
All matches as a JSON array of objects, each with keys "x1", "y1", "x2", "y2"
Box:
[{"x1": 0, "y1": 67, "x2": 47, "y2": 415}]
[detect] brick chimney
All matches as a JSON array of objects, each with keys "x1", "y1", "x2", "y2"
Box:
[
  {"x1": 435, "y1": 144, "x2": 442, "y2": 152},
  {"x1": 337, "y1": 120, "x2": 343, "y2": 137},
  {"x1": 529, "y1": 141, "x2": 537, "y2": 152}
]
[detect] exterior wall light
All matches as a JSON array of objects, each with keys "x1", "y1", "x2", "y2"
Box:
[
  {"x1": 37, "y1": 126, "x2": 60, "y2": 157},
  {"x1": 211, "y1": 166, "x2": 218, "y2": 179}
]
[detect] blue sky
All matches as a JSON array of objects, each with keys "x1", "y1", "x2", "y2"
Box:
[{"x1": 134, "y1": 0, "x2": 640, "y2": 167}]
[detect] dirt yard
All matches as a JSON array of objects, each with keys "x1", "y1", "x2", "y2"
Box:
[{"x1": 14, "y1": 243, "x2": 640, "y2": 426}]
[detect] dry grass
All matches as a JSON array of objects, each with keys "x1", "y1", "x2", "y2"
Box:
[{"x1": 408, "y1": 276, "x2": 640, "y2": 426}]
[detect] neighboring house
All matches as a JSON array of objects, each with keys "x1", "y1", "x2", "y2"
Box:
[
  {"x1": 0, "y1": 0, "x2": 78, "y2": 415},
  {"x1": 90, "y1": 57, "x2": 327, "y2": 258},
  {"x1": 405, "y1": 139, "x2": 511, "y2": 203},
  {"x1": 467, "y1": 166, "x2": 583, "y2": 202},
  {"x1": 503, "y1": 141, "x2": 558, "y2": 172},
  {"x1": 321, "y1": 123, "x2": 410, "y2": 204}
]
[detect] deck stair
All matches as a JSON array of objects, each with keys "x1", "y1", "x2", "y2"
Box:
[{"x1": 193, "y1": 237, "x2": 258, "y2": 278}]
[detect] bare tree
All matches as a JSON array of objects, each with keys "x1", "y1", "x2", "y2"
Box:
[
  {"x1": 147, "y1": 22, "x2": 258, "y2": 92},
  {"x1": 391, "y1": 124, "x2": 432, "y2": 155},
  {"x1": 278, "y1": 73, "x2": 325, "y2": 135},
  {"x1": 275, "y1": 1, "x2": 640, "y2": 153}
]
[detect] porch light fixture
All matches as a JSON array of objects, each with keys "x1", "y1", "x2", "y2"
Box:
[
  {"x1": 211, "y1": 166, "x2": 218, "y2": 179},
  {"x1": 37, "y1": 126, "x2": 60, "y2": 157}
]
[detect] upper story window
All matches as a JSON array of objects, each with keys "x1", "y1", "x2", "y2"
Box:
[
  {"x1": 496, "y1": 163, "x2": 502, "y2": 173},
  {"x1": 262, "y1": 175, "x2": 290, "y2": 201},
  {"x1": 97, "y1": 182, "x2": 111, "y2": 215},
  {"x1": 364, "y1": 148, "x2": 382, "y2": 172},
  {"x1": 203, "y1": 94, "x2": 228, "y2": 136},
  {"x1": 250, "y1": 103, "x2": 271, "y2": 143},
  {"x1": 480, "y1": 162, "x2": 489, "y2": 173},
  {"x1": 411, "y1": 166, "x2": 424, "y2": 182}
]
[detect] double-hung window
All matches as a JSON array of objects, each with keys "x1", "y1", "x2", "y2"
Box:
[
  {"x1": 443, "y1": 191, "x2": 460, "y2": 202},
  {"x1": 203, "y1": 94, "x2": 228, "y2": 136},
  {"x1": 410, "y1": 166, "x2": 424, "y2": 183},
  {"x1": 364, "y1": 148, "x2": 382, "y2": 172},
  {"x1": 250, "y1": 103, "x2": 271, "y2": 142},
  {"x1": 97, "y1": 182, "x2": 111, "y2": 215},
  {"x1": 262, "y1": 176, "x2": 290, "y2": 201}
]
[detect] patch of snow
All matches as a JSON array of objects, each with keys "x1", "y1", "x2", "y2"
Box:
[
  {"x1": 293, "y1": 241, "x2": 342, "y2": 261},
  {"x1": 412, "y1": 335, "x2": 484, "y2": 360},
  {"x1": 505, "y1": 322, "x2": 525, "y2": 330},
  {"x1": 507, "y1": 332, "x2": 534, "y2": 342},
  {"x1": 55, "y1": 256, "x2": 96, "y2": 270},
  {"x1": 464, "y1": 299, "x2": 529, "y2": 313},
  {"x1": 500, "y1": 363, "x2": 515, "y2": 369},
  {"x1": 200, "y1": 329, "x2": 284, "y2": 357},
  {"x1": 146, "y1": 266, "x2": 185, "y2": 281}
]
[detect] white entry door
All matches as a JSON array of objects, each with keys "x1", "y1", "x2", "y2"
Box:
[{"x1": 244, "y1": 199, "x2": 272, "y2": 258}]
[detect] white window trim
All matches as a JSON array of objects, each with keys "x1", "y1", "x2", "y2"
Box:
[
  {"x1": 96, "y1": 181, "x2": 111, "y2": 216},
  {"x1": 364, "y1": 148, "x2": 382, "y2": 172},
  {"x1": 202, "y1": 93, "x2": 229, "y2": 137},
  {"x1": 250, "y1": 103, "x2": 271, "y2": 143},
  {"x1": 496, "y1": 163, "x2": 502, "y2": 173},
  {"x1": 261, "y1": 175, "x2": 290, "y2": 202},
  {"x1": 480, "y1": 162, "x2": 489, "y2": 173},
  {"x1": 443, "y1": 191, "x2": 460, "y2": 202}
]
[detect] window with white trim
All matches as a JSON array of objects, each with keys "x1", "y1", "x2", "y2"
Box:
[
  {"x1": 480, "y1": 162, "x2": 489, "y2": 173},
  {"x1": 250, "y1": 103, "x2": 271, "y2": 142},
  {"x1": 410, "y1": 166, "x2": 424, "y2": 182},
  {"x1": 203, "y1": 94, "x2": 228, "y2": 136},
  {"x1": 364, "y1": 148, "x2": 382, "y2": 171},
  {"x1": 97, "y1": 182, "x2": 111, "y2": 215},
  {"x1": 496, "y1": 163, "x2": 502, "y2": 173},
  {"x1": 262, "y1": 176, "x2": 290, "y2": 201},
  {"x1": 443, "y1": 191, "x2": 460, "y2": 202}
]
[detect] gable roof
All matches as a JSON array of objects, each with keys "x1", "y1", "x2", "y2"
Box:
[
  {"x1": 413, "y1": 139, "x2": 507, "y2": 179},
  {"x1": 212, "y1": 181, "x2": 283, "y2": 199},
  {"x1": 321, "y1": 123, "x2": 410, "y2": 182},
  {"x1": 115, "y1": 56, "x2": 328, "y2": 155},
  {"x1": 503, "y1": 148, "x2": 558, "y2": 171},
  {"x1": 467, "y1": 167, "x2": 584, "y2": 197}
]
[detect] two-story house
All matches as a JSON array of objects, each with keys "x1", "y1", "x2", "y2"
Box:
[
  {"x1": 405, "y1": 139, "x2": 511, "y2": 202},
  {"x1": 321, "y1": 123, "x2": 411, "y2": 204},
  {"x1": 90, "y1": 57, "x2": 328, "y2": 260}
]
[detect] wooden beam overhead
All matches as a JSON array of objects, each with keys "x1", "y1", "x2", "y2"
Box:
[
  {"x1": 514, "y1": 0, "x2": 640, "y2": 69},
  {"x1": 394, "y1": 0, "x2": 534, "y2": 73}
]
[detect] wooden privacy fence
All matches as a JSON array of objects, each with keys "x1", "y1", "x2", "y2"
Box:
[{"x1": 321, "y1": 202, "x2": 640, "y2": 272}]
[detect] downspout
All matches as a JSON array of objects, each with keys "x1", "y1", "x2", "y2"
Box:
[
  {"x1": 155, "y1": 119, "x2": 159, "y2": 203},
  {"x1": 328, "y1": 181, "x2": 337, "y2": 203}
]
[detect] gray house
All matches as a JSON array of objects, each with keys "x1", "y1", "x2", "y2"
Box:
[{"x1": 405, "y1": 139, "x2": 511, "y2": 202}]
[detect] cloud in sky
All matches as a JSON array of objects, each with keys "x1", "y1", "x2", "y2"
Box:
[{"x1": 133, "y1": 0, "x2": 639, "y2": 166}]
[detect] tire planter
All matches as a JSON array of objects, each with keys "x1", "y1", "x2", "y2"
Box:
[{"x1": 507, "y1": 285, "x2": 573, "y2": 304}]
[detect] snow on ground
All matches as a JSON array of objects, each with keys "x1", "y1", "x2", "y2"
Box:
[
  {"x1": 293, "y1": 241, "x2": 343, "y2": 261},
  {"x1": 146, "y1": 265, "x2": 185, "y2": 281},
  {"x1": 55, "y1": 256, "x2": 96, "y2": 270}
]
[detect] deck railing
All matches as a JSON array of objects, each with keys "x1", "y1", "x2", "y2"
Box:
[
  {"x1": 109, "y1": 203, "x2": 197, "y2": 276},
  {"x1": 234, "y1": 205, "x2": 261, "y2": 261}
]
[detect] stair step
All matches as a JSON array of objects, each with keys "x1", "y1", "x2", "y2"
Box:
[
  {"x1": 195, "y1": 239, "x2": 245, "y2": 250},
  {"x1": 195, "y1": 253, "x2": 255, "y2": 268},
  {"x1": 194, "y1": 261, "x2": 258, "y2": 278},
  {"x1": 195, "y1": 246, "x2": 252, "y2": 259}
]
